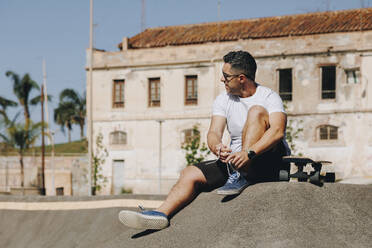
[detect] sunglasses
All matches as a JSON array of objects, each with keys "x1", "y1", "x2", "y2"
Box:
[{"x1": 222, "y1": 72, "x2": 250, "y2": 82}]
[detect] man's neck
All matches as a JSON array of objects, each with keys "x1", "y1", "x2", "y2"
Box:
[{"x1": 239, "y1": 81, "x2": 257, "y2": 98}]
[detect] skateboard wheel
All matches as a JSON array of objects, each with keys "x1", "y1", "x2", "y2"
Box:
[
  {"x1": 310, "y1": 171, "x2": 320, "y2": 184},
  {"x1": 325, "y1": 172, "x2": 335, "y2": 182},
  {"x1": 298, "y1": 173, "x2": 308, "y2": 182},
  {"x1": 279, "y1": 170, "x2": 289, "y2": 181}
]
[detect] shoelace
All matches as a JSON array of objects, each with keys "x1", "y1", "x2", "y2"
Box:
[
  {"x1": 207, "y1": 145, "x2": 240, "y2": 181},
  {"x1": 218, "y1": 146, "x2": 240, "y2": 180},
  {"x1": 205, "y1": 146, "x2": 222, "y2": 165},
  {"x1": 226, "y1": 164, "x2": 240, "y2": 183}
]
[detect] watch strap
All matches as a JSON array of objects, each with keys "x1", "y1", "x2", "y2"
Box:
[{"x1": 246, "y1": 149, "x2": 256, "y2": 159}]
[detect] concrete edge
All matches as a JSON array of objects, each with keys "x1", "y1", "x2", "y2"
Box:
[{"x1": 0, "y1": 199, "x2": 163, "y2": 211}]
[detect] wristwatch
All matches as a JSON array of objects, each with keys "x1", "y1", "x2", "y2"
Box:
[{"x1": 246, "y1": 149, "x2": 256, "y2": 159}]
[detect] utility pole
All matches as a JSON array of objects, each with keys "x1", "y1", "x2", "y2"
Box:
[
  {"x1": 88, "y1": 0, "x2": 94, "y2": 196},
  {"x1": 217, "y1": 0, "x2": 221, "y2": 42},
  {"x1": 141, "y1": 0, "x2": 146, "y2": 32},
  {"x1": 42, "y1": 59, "x2": 50, "y2": 146},
  {"x1": 157, "y1": 120, "x2": 163, "y2": 194},
  {"x1": 140, "y1": 0, "x2": 146, "y2": 47},
  {"x1": 51, "y1": 131, "x2": 55, "y2": 196},
  {"x1": 40, "y1": 84, "x2": 46, "y2": 195},
  {"x1": 325, "y1": 0, "x2": 331, "y2": 11},
  {"x1": 360, "y1": 0, "x2": 365, "y2": 8},
  {"x1": 5, "y1": 161, "x2": 8, "y2": 192},
  {"x1": 42, "y1": 58, "x2": 52, "y2": 195}
]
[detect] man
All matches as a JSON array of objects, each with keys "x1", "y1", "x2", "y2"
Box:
[{"x1": 119, "y1": 50, "x2": 290, "y2": 230}]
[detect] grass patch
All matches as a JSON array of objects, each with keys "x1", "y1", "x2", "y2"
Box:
[{"x1": 40, "y1": 139, "x2": 88, "y2": 154}]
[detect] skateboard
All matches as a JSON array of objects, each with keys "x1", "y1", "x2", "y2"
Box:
[{"x1": 279, "y1": 156, "x2": 336, "y2": 185}]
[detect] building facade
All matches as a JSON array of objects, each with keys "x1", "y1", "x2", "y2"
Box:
[{"x1": 87, "y1": 8, "x2": 372, "y2": 194}]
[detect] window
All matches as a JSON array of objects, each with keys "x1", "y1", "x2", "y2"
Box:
[
  {"x1": 112, "y1": 79, "x2": 125, "y2": 108},
  {"x1": 185, "y1": 75, "x2": 198, "y2": 105},
  {"x1": 321, "y1": 66, "x2": 336, "y2": 99},
  {"x1": 182, "y1": 129, "x2": 194, "y2": 144},
  {"x1": 345, "y1": 69, "x2": 360, "y2": 84},
  {"x1": 318, "y1": 125, "x2": 338, "y2": 140},
  {"x1": 181, "y1": 128, "x2": 200, "y2": 146},
  {"x1": 148, "y1": 78, "x2": 160, "y2": 107},
  {"x1": 110, "y1": 131, "x2": 127, "y2": 145},
  {"x1": 278, "y1": 69, "x2": 292, "y2": 101}
]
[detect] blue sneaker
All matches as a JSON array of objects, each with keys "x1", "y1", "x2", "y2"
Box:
[
  {"x1": 217, "y1": 170, "x2": 251, "y2": 195},
  {"x1": 119, "y1": 206, "x2": 169, "y2": 230}
]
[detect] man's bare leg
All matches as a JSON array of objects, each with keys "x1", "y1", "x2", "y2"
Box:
[
  {"x1": 241, "y1": 105, "x2": 269, "y2": 175},
  {"x1": 242, "y1": 105, "x2": 269, "y2": 150},
  {"x1": 119, "y1": 166, "x2": 207, "y2": 229},
  {"x1": 157, "y1": 165, "x2": 207, "y2": 216},
  {"x1": 216, "y1": 105, "x2": 269, "y2": 195}
]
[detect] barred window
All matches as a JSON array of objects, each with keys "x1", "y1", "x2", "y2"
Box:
[
  {"x1": 149, "y1": 78, "x2": 160, "y2": 107},
  {"x1": 345, "y1": 69, "x2": 360, "y2": 84},
  {"x1": 182, "y1": 129, "x2": 193, "y2": 144},
  {"x1": 181, "y1": 128, "x2": 200, "y2": 146},
  {"x1": 185, "y1": 75, "x2": 198, "y2": 105},
  {"x1": 318, "y1": 125, "x2": 338, "y2": 140},
  {"x1": 113, "y1": 79, "x2": 125, "y2": 108},
  {"x1": 278, "y1": 69, "x2": 292, "y2": 101},
  {"x1": 321, "y1": 66, "x2": 336, "y2": 99},
  {"x1": 110, "y1": 131, "x2": 127, "y2": 145}
]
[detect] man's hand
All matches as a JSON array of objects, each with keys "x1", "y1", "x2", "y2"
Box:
[
  {"x1": 225, "y1": 151, "x2": 251, "y2": 170},
  {"x1": 214, "y1": 143, "x2": 231, "y2": 163}
]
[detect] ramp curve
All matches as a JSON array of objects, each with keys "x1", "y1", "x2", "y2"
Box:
[{"x1": 0, "y1": 182, "x2": 371, "y2": 248}]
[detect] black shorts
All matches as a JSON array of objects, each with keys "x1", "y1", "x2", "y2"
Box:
[{"x1": 192, "y1": 141, "x2": 288, "y2": 192}]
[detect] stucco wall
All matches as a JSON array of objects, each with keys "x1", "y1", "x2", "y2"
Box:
[
  {"x1": 88, "y1": 30, "x2": 372, "y2": 194},
  {"x1": 90, "y1": 31, "x2": 372, "y2": 69},
  {"x1": 0, "y1": 155, "x2": 88, "y2": 196}
]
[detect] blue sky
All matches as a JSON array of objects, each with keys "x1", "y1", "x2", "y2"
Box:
[{"x1": 0, "y1": 0, "x2": 370, "y2": 144}]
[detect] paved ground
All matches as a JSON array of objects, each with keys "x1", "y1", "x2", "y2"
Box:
[{"x1": 0, "y1": 182, "x2": 371, "y2": 248}]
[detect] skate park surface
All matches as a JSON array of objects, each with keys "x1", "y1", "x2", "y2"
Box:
[{"x1": 0, "y1": 182, "x2": 371, "y2": 248}]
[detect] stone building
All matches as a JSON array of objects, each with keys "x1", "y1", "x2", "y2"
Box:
[{"x1": 87, "y1": 8, "x2": 372, "y2": 194}]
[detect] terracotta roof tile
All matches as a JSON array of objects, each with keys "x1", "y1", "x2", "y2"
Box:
[{"x1": 119, "y1": 8, "x2": 372, "y2": 49}]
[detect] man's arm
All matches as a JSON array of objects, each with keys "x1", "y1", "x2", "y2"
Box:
[
  {"x1": 243, "y1": 112, "x2": 286, "y2": 156},
  {"x1": 207, "y1": 115, "x2": 231, "y2": 160},
  {"x1": 227, "y1": 112, "x2": 287, "y2": 169}
]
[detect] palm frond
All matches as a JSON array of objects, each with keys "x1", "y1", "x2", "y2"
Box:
[
  {"x1": 30, "y1": 95, "x2": 41, "y2": 105},
  {"x1": 5, "y1": 71, "x2": 41, "y2": 126},
  {"x1": 60, "y1": 88, "x2": 79, "y2": 103},
  {"x1": 0, "y1": 96, "x2": 17, "y2": 109},
  {"x1": 5, "y1": 71, "x2": 20, "y2": 86},
  {"x1": 54, "y1": 101, "x2": 75, "y2": 134},
  {"x1": 30, "y1": 94, "x2": 53, "y2": 105}
]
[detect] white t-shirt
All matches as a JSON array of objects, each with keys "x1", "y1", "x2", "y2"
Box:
[{"x1": 212, "y1": 84, "x2": 290, "y2": 154}]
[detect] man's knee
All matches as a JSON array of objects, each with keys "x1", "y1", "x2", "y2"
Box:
[
  {"x1": 179, "y1": 166, "x2": 206, "y2": 184},
  {"x1": 246, "y1": 105, "x2": 269, "y2": 127}
]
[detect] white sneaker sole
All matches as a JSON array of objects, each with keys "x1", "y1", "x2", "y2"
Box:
[
  {"x1": 216, "y1": 184, "x2": 249, "y2": 195},
  {"x1": 118, "y1": 210, "x2": 169, "y2": 230}
]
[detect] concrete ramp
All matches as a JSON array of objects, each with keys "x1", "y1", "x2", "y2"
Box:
[{"x1": 0, "y1": 182, "x2": 371, "y2": 248}]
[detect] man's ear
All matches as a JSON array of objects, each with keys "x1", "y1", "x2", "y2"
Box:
[{"x1": 239, "y1": 74, "x2": 245, "y2": 83}]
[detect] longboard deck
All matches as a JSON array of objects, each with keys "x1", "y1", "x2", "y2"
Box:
[{"x1": 283, "y1": 156, "x2": 332, "y2": 164}]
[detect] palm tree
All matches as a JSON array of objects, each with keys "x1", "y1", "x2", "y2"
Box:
[
  {"x1": 54, "y1": 101, "x2": 75, "y2": 143},
  {"x1": 0, "y1": 97, "x2": 18, "y2": 153},
  {"x1": 59, "y1": 89, "x2": 86, "y2": 139},
  {"x1": 0, "y1": 96, "x2": 18, "y2": 122},
  {"x1": 0, "y1": 117, "x2": 41, "y2": 190},
  {"x1": 5, "y1": 71, "x2": 51, "y2": 129}
]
